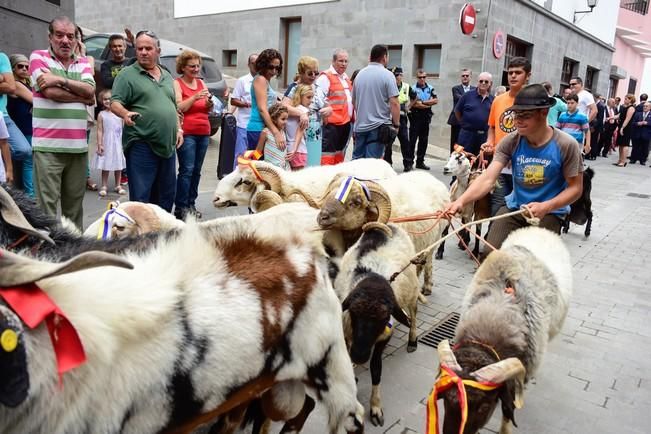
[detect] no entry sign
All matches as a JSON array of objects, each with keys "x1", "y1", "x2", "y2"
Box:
[{"x1": 460, "y1": 3, "x2": 477, "y2": 35}]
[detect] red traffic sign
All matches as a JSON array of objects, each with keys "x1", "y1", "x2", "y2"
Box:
[
  {"x1": 459, "y1": 3, "x2": 477, "y2": 35},
  {"x1": 493, "y1": 30, "x2": 505, "y2": 59}
]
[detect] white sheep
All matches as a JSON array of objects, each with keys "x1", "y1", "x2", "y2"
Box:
[
  {"x1": 317, "y1": 171, "x2": 450, "y2": 295},
  {"x1": 433, "y1": 227, "x2": 572, "y2": 434},
  {"x1": 0, "y1": 217, "x2": 364, "y2": 433},
  {"x1": 83, "y1": 201, "x2": 184, "y2": 240},
  {"x1": 212, "y1": 158, "x2": 397, "y2": 209},
  {"x1": 334, "y1": 224, "x2": 422, "y2": 427}
]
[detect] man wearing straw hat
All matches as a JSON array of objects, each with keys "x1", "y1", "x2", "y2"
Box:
[{"x1": 444, "y1": 83, "x2": 584, "y2": 252}]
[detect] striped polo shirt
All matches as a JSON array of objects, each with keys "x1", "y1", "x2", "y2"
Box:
[{"x1": 29, "y1": 49, "x2": 95, "y2": 153}]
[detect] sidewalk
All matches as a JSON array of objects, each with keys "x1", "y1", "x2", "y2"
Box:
[{"x1": 83, "y1": 142, "x2": 651, "y2": 434}]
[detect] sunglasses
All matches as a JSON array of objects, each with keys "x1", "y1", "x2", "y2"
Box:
[
  {"x1": 305, "y1": 71, "x2": 318, "y2": 77},
  {"x1": 15, "y1": 64, "x2": 29, "y2": 70},
  {"x1": 136, "y1": 30, "x2": 158, "y2": 39},
  {"x1": 418, "y1": 75, "x2": 427, "y2": 79},
  {"x1": 478, "y1": 80, "x2": 490, "y2": 84},
  {"x1": 513, "y1": 111, "x2": 537, "y2": 120},
  {"x1": 268, "y1": 65, "x2": 281, "y2": 71}
]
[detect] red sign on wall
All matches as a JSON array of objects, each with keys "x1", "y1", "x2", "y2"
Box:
[
  {"x1": 493, "y1": 31, "x2": 506, "y2": 59},
  {"x1": 460, "y1": 3, "x2": 477, "y2": 35}
]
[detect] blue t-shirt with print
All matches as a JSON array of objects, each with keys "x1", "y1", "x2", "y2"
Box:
[
  {"x1": 506, "y1": 135, "x2": 570, "y2": 215},
  {"x1": 0, "y1": 52, "x2": 11, "y2": 116}
]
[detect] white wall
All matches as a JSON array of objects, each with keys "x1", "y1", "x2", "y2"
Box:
[
  {"x1": 530, "y1": 0, "x2": 618, "y2": 45},
  {"x1": 642, "y1": 58, "x2": 651, "y2": 93}
]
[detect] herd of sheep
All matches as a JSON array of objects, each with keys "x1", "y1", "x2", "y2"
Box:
[{"x1": 0, "y1": 156, "x2": 574, "y2": 434}]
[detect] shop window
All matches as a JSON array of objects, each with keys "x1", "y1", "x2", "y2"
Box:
[
  {"x1": 387, "y1": 45, "x2": 403, "y2": 70},
  {"x1": 222, "y1": 50, "x2": 237, "y2": 67},
  {"x1": 415, "y1": 44, "x2": 441, "y2": 77}
]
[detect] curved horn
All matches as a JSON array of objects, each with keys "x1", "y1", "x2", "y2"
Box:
[
  {"x1": 470, "y1": 357, "x2": 526, "y2": 384},
  {"x1": 251, "y1": 190, "x2": 284, "y2": 212},
  {"x1": 365, "y1": 181, "x2": 392, "y2": 224},
  {"x1": 437, "y1": 339, "x2": 462, "y2": 372},
  {"x1": 255, "y1": 165, "x2": 283, "y2": 193},
  {"x1": 0, "y1": 249, "x2": 134, "y2": 287},
  {"x1": 0, "y1": 186, "x2": 55, "y2": 245},
  {"x1": 361, "y1": 221, "x2": 393, "y2": 237},
  {"x1": 284, "y1": 188, "x2": 320, "y2": 208},
  {"x1": 120, "y1": 203, "x2": 161, "y2": 235}
]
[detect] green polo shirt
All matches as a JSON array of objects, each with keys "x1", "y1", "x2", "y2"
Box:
[{"x1": 111, "y1": 62, "x2": 178, "y2": 158}]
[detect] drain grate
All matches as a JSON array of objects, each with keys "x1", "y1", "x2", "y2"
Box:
[
  {"x1": 627, "y1": 193, "x2": 650, "y2": 199},
  {"x1": 420, "y1": 312, "x2": 460, "y2": 349}
]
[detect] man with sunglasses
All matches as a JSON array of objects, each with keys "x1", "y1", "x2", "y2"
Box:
[
  {"x1": 444, "y1": 84, "x2": 584, "y2": 253},
  {"x1": 408, "y1": 68, "x2": 438, "y2": 170},
  {"x1": 447, "y1": 69, "x2": 474, "y2": 152},
  {"x1": 111, "y1": 30, "x2": 182, "y2": 213},
  {"x1": 453, "y1": 72, "x2": 494, "y2": 156}
]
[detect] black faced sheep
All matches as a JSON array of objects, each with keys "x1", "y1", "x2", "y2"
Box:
[
  {"x1": 432, "y1": 227, "x2": 572, "y2": 434},
  {"x1": 562, "y1": 166, "x2": 594, "y2": 237}
]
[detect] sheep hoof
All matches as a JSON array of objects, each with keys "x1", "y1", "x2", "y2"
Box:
[
  {"x1": 407, "y1": 340, "x2": 418, "y2": 352},
  {"x1": 421, "y1": 288, "x2": 432, "y2": 296},
  {"x1": 370, "y1": 407, "x2": 384, "y2": 426}
]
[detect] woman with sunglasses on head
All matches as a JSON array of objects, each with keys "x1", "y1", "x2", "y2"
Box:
[
  {"x1": 172, "y1": 50, "x2": 213, "y2": 220},
  {"x1": 282, "y1": 56, "x2": 332, "y2": 167},
  {"x1": 246, "y1": 49, "x2": 285, "y2": 152},
  {"x1": 6, "y1": 54, "x2": 34, "y2": 196}
]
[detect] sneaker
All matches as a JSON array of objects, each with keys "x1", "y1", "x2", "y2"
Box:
[
  {"x1": 120, "y1": 175, "x2": 128, "y2": 185},
  {"x1": 415, "y1": 162, "x2": 430, "y2": 170}
]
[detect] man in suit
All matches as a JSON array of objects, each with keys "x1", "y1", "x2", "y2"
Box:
[
  {"x1": 599, "y1": 98, "x2": 618, "y2": 157},
  {"x1": 446, "y1": 68, "x2": 474, "y2": 152},
  {"x1": 587, "y1": 94, "x2": 606, "y2": 160},
  {"x1": 635, "y1": 93, "x2": 648, "y2": 113}
]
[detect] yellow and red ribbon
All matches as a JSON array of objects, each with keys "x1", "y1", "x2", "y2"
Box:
[
  {"x1": 0, "y1": 283, "x2": 86, "y2": 381},
  {"x1": 426, "y1": 365, "x2": 501, "y2": 434},
  {"x1": 237, "y1": 150, "x2": 263, "y2": 181}
]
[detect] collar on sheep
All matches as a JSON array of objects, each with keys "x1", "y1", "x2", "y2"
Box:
[
  {"x1": 335, "y1": 176, "x2": 371, "y2": 203},
  {"x1": 0, "y1": 275, "x2": 86, "y2": 382},
  {"x1": 426, "y1": 364, "x2": 502, "y2": 434},
  {"x1": 97, "y1": 201, "x2": 136, "y2": 240},
  {"x1": 237, "y1": 150, "x2": 263, "y2": 182}
]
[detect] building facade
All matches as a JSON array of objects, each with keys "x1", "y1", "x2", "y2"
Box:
[
  {"x1": 76, "y1": 0, "x2": 616, "y2": 149},
  {"x1": 1, "y1": 0, "x2": 75, "y2": 56},
  {"x1": 612, "y1": 1, "x2": 651, "y2": 99}
]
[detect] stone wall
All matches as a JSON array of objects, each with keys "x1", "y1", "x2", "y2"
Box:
[{"x1": 1, "y1": 0, "x2": 75, "y2": 56}]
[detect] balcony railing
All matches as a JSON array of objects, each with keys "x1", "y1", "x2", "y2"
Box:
[{"x1": 621, "y1": 0, "x2": 649, "y2": 15}]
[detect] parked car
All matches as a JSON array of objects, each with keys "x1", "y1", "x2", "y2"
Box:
[{"x1": 84, "y1": 33, "x2": 227, "y2": 136}]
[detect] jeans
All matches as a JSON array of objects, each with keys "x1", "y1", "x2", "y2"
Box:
[
  {"x1": 234, "y1": 127, "x2": 248, "y2": 169},
  {"x1": 490, "y1": 173, "x2": 513, "y2": 216},
  {"x1": 352, "y1": 126, "x2": 384, "y2": 159},
  {"x1": 125, "y1": 141, "x2": 176, "y2": 212},
  {"x1": 4, "y1": 115, "x2": 33, "y2": 197},
  {"x1": 175, "y1": 134, "x2": 209, "y2": 210}
]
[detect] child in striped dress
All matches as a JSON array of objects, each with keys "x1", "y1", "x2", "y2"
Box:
[{"x1": 256, "y1": 103, "x2": 290, "y2": 170}]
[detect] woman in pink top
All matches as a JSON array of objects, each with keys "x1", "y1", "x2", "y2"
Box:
[{"x1": 173, "y1": 50, "x2": 213, "y2": 220}]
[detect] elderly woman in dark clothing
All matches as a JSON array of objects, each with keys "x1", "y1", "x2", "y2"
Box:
[{"x1": 7, "y1": 54, "x2": 34, "y2": 197}]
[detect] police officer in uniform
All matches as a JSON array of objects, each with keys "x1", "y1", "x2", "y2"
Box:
[
  {"x1": 385, "y1": 66, "x2": 415, "y2": 170},
  {"x1": 408, "y1": 68, "x2": 438, "y2": 170}
]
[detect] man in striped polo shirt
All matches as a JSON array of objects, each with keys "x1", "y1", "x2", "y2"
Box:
[{"x1": 29, "y1": 16, "x2": 95, "y2": 229}]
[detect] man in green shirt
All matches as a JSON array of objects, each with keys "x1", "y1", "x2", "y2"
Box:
[{"x1": 111, "y1": 30, "x2": 182, "y2": 212}]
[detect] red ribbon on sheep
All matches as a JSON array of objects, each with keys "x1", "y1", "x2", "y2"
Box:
[{"x1": 0, "y1": 283, "x2": 86, "y2": 381}]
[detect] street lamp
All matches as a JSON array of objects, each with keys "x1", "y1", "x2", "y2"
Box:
[{"x1": 573, "y1": 0, "x2": 598, "y2": 23}]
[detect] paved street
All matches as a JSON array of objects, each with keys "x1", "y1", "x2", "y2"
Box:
[{"x1": 82, "y1": 138, "x2": 651, "y2": 434}]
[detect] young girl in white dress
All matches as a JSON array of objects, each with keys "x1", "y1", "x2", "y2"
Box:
[{"x1": 92, "y1": 89, "x2": 126, "y2": 196}]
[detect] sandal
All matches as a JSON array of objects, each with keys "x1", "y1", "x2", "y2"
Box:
[
  {"x1": 98, "y1": 186, "x2": 108, "y2": 197},
  {"x1": 115, "y1": 186, "x2": 127, "y2": 195},
  {"x1": 86, "y1": 179, "x2": 98, "y2": 191},
  {"x1": 612, "y1": 162, "x2": 627, "y2": 167}
]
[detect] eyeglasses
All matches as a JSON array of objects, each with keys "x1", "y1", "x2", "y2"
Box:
[
  {"x1": 461, "y1": 74, "x2": 470, "y2": 77},
  {"x1": 15, "y1": 64, "x2": 29, "y2": 70},
  {"x1": 418, "y1": 75, "x2": 427, "y2": 79},
  {"x1": 478, "y1": 80, "x2": 490, "y2": 84},
  {"x1": 306, "y1": 71, "x2": 318, "y2": 77},
  {"x1": 512, "y1": 110, "x2": 537, "y2": 120}
]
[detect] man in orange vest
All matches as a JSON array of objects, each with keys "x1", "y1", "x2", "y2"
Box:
[{"x1": 316, "y1": 48, "x2": 353, "y2": 165}]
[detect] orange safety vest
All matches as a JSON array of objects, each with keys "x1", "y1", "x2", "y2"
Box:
[{"x1": 322, "y1": 71, "x2": 352, "y2": 125}]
